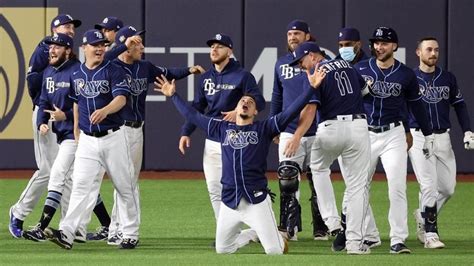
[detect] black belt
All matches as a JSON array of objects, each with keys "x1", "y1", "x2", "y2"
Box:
[
  {"x1": 327, "y1": 113, "x2": 367, "y2": 121},
  {"x1": 84, "y1": 127, "x2": 120, "y2": 138},
  {"x1": 368, "y1": 121, "x2": 401, "y2": 133},
  {"x1": 124, "y1": 120, "x2": 143, "y2": 128},
  {"x1": 415, "y1": 128, "x2": 447, "y2": 134}
]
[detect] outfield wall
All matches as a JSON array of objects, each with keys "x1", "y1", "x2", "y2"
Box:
[{"x1": 1, "y1": 0, "x2": 473, "y2": 173}]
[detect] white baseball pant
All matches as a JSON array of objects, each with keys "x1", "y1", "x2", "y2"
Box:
[
  {"x1": 11, "y1": 106, "x2": 58, "y2": 220},
  {"x1": 310, "y1": 117, "x2": 370, "y2": 245},
  {"x1": 59, "y1": 128, "x2": 138, "y2": 242},
  {"x1": 203, "y1": 139, "x2": 223, "y2": 221},
  {"x1": 216, "y1": 196, "x2": 286, "y2": 255}
]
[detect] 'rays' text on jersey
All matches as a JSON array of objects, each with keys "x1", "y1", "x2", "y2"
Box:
[
  {"x1": 129, "y1": 77, "x2": 148, "y2": 96},
  {"x1": 363, "y1": 75, "x2": 401, "y2": 98},
  {"x1": 419, "y1": 84, "x2": 450, "y2": 103},
  {"x1": 73, "y1": 79, "x2": 110, "y2": 98},
  {"x1": 204, "y1": 79, "x2": 236, "y2": 95},
  {"x1": 223, "y1": 129, "x2": 259, "y2": 149}
]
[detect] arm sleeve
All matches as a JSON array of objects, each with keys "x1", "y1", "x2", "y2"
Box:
[
  {"x1": 408, "y1": 99, "x2": 433, "y2": 136},
  {"x1": 453, "y1": 102, "x2": 471, "y2": 132},
  {"x1": 243, "y1": 72, "x2": 266, "y2": 112},
  {"x1": 150, "y1": 63, "x2": 191, "y2": 81},
  {"x1": 104, "y1": 43, "x2": 128, "y2": 61},
  {"x1": 269, "y1": 64, "x2": 283, "y2": 117},
  {"x1": 27, "y1": 42, "x2": 49, "y2": 103},
  {"x1": 36, "y1": 80, "x2": 51, "y2": 129},
  {"x1": 180, "y1": 78, "x2": 208, "y2": 136}
]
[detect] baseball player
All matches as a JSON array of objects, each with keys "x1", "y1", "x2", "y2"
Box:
[
  {"x1": 9, "y1": 14, "x2": 81, "y2": 239},
  {"x1": 178, "y1": 34, "x2": 266, "y2": 226},
  {"x1": 47, "y1": 29, "x2": 138, "y2": 250},
  {"x1": 21, "y1": 33, "x2": 80, "y2": 242},
  {"x1": 94, "y1": 16, "x2": 123, "y2": 51},
  {"x1": 290, "y1": 41, "x2": 372, "y2": 255},
  {"x1": 408, "y1": 37, "x2": 473, "y2": 249},
  {"x1": 104, "y1": 25, "x2": 204, "y2": 245},
  {"x1": 330, "y1": 26, "x2": 370, "y2": 250},
  {"x1": 336, "y1": 27, "x2": 369, "y2": 64},
  {"x1": 354, "y1": 26, "x2": 434, "y2": 254},
  {"x1": 270, "y1": 19, "x2": 331, "y2": 240},
  {"x1": 155, "y1": 64, "x2": 326, "y2": 254}
]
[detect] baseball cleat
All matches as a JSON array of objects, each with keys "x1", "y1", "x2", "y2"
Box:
[
  {"x1": 346, "y1": 242, "x2": 371, "y2": 255},
  {"x1": 86, "y1": 226, "x2": 109, "y2": 241},
  {"x1": 390, "y1": 243, "x2": 411, "y2": 254},
  {"x1": 74, "y1": 230, "x2": 87, "y2": 243},
  {"x1": 331, "y1": 229, "x2": 346, "y2": 252},
  {"x1": 363, "y1": 239, "x2": 382, "y2": 248},
  {"x1": 8, "y1": 206, "x2": 23, "y2": 239},
  {"x1": 48, "y1": 228, "x2": 73, "y2": 250},
  {"x1": 313, "y1": 230, "x2": 329, "y2": 241},
  {"x1": 107, "y1": 233, "x2": 123, "y2": 246},
  {"x1": 413, "y1": 209, "x2": 425, "y2": 244},
  {"x1": 424, "y1": 236, "x2": 445, "y2": 249},
  {"x1": 119, "y1": 238, "x2": 139, "y2": 249},
  {"x1": 23, "y1": 224, "x2": 47, "y2": 242}
]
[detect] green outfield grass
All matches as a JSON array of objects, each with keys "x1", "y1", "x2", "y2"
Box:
[{"x1": 0, "y1": 178, "x2": 472, "y2": 265}]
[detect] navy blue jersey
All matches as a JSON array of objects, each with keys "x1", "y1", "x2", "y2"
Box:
[
  {"x1": 113, "y1": 59, "x2": 190, "y2": 122},
  {"x1": 69, "y1": 61, "x2": 130, "y2": 133},
  {"x1": 355, "y1": 58, "x2": 422, "y2": 126},
  {"x1": 27, "y1": 38, "x2": 50, "y2": 106},
  {"x1": 309, "y1": 59, "x2": 365, "y2": 122},
  {"x1": 181, "y1": 59, "x2": 266, "y2": 137},
  {"x1": 270, "y1": 53, "x2": 318, "y2": 136},
  {"x1": 335, "y1": 48, "x2": 370, "y2": 65},
  {"x1": 37, "y1": 59, "x2": 80, "y2": 144},
  {"x1": 409, "y1": 67, "x2": 471, "y2": 132},
  {"x1": 171, "y1": 85, "x2": 314, "y2": 209}
]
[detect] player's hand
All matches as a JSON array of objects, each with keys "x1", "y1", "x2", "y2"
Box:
[
  {"x1": 422, "y1": 134, "x2": 435, "y2": 158},
  {"x1": 179, "y1": 136, "x2": 191, "y2": 155},
  {"x1": 154, "y1": 75, "x2": 176, "y2": 97},
  {"x1": 283, "y1": 136, "x2": 301, "y2": 157},
  {"x1": 306, "y1": 64, "x2": 326, "y2": 89},
  {"x1": 125, "y1": 35, "x2": 142, "y2": 49},
  {"x1": 44, "y1": 105, "x2": 66, "y2": 121},
  {"x1": 189, "y1": 65, "x2": 205, "y2": 74},
  {"x1": 90, "y1": 108, "x2": 109, "y2": 125},
  {"x1": 405, "y1": 132, "x2": 413, "y2": 151},
  {"x1": 39, "y1": 124, "x2": 49, "y2": 135},
  {"x1": 273, "y1": 135, "x2": 280, "y2": 144},
  {"x1": 464, "y1": 131, "x2": 474, "y2": 150},
  {"x1": 221, "y1": 110, "x2": 237, "y2": 122}
]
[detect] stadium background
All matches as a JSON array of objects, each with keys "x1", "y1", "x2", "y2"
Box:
[{"x1": 0, "y1": 0, "x2": 473, "y2": 174}]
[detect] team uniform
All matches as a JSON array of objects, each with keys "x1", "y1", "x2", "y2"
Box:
[
  {"x1": 355, "y1": 57, "x2": 433, "y2": 249},
  {"x1": 270, "y1": 53, "x2": 331, "y2": 238},
  {"x1": 23, "y1": 54, "x2": 80, "y2": 241},
  {"x1": 408, "y1": 66, "x2": 472, "y2": 245},
  {"x1": 181, "y1": 58, "x2": 266, "y2": 221},
  {"x1": 170, "y1": 80, "x2": 317, "y2": 254},
  {"x1": 109, "y1": 32, "x2": 192, "y2": 243}
]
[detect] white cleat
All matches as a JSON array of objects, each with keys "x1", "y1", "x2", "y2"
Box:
[
  {"x1": 413, "y1": 209, "x2": 425, "y2": 244},
  {"x1": 424, "y1": 236, "x2": 445, "y2": 249},
  {"x1": 346, "y1": 242, "x2": 371, "y2": 255}
]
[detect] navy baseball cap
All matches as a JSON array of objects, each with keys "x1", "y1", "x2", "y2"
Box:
[
  {"x1": 338, "y1": 27, "x2": 360, "y2": 41},
  {"x1": 287, "y1": 19, "x2": 310, "y2": 33},
  {"x1": 206, "y1": 33, "x2": 233, "y2": 49},
  {"x1": 115, "y1": 25, "x2": 146, "y2": 44},
  {"x1": 369, "y1": 26, "x2": 398, "y2": 43},
  {"x1": 45, "y1": 33, "x2": 74, "y2": 48},
  {"x1": 82, "y1": 29, "x2": 109, "y2": 45},
  {"x1": 95, "y1": 16, "x2": 124, "y2": 31},
  {"x1": 289, "y1": 42, "x2": 322, "y2": 66},
  {"x1": 50, "y1": 14, "x2": 81, "y2": 30}
]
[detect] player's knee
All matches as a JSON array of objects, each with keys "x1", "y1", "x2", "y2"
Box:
[
  {"x1": 278, "y1": 161, "x2": 301, "y2": 194},
  {"x1": 264, "y1": 246, "x2": 284, "y2": 255},
  {"x1": 439, "y1": 183, "x2": 456, "y2": 198},
  {"x1": 215, "y1": 244, "x2": 237, "y2": 254}
]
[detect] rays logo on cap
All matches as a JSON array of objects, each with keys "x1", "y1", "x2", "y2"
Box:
[
  {"x1": 215, "y1": 34, "x2": 222, "y2": 40},
  {"x1": 103, "y1": 17, "x2": 108, "y2": 23},
  {"x1": 82, "y1": 36, "x2": 87, "y2": 43},
  {"x1": 339, "y1": 32, "x2": 343, "y2": 37},
  {"x1": 53, "y1": 19, "x2": 60, "y2": 26},
  {"x1": 376, "y1": 29, "x2": 383, "y2": 36},
  {"x1": 119, "y1": 35, "x2": 126, "y2": 43}
]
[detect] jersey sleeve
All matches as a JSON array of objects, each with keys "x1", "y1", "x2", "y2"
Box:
[
  {"x1": 36, "y1": 77, "x2": 51, "y2": 129},
  {"x1": 405, "y1": 70, "x2": 423, "y2": 102},
  {"x1": 27, "y1": 41, "x2": 50, "y2": 103},
  {"x1": 104, "y1": 43, "x2": 128, "y2": 62},
  {"x1": 181, "y1": 77, "x2": 208, "y2": 136},
  {"x1": 449, "y1": 73, "x2": 472, "y2": 131},
  {"x1": 149, "y1": 62, "x2": 190, "y2": 82},
  {"x1": 269, "y1": 63, "x2": 283, "y2": 116},
  {"x1": 109, "y1": 64, "x2": 131, "y2": 97}
]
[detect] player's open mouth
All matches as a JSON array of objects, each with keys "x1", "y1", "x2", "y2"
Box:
[{"x1": 242, "y1": 105, "x2": 248, "y2": 111}]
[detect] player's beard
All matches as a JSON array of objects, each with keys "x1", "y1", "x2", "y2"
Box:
[
  {"x1": 376, "y1": 50, "x2": 393, "y2": 62},
  {"x1": 239, "y1": 114, "x2": 251, "y2": 120},
  {"x1": 50, "y1": 53, "x2": 67, "y2": 67},
  {"x1": 211, "y1": 53, "x2": 228, "y2": 65},
  {"x1": 422, "y1": 57, "x2": 438, "y2": 67}
]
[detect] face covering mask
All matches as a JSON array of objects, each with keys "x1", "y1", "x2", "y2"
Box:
[{"x1": 339, "y1": 46, "x2": 356, "y2": 62}]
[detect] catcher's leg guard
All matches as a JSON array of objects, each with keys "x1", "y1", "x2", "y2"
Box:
[
  {"x1": 423, "y1": 204, "x2": 438, "y2": 234},
  {"x1": 278, "y1": 161, "x2": 302, "y2": 238},
  {"x1": 306, "y1": 169, "x2": 329, "y2": 236}
]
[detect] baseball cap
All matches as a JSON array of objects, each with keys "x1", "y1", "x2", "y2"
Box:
[
  {"x1": 287, "y1": 19, "x2": 310, "y2": 33},
  {"x1": 50, "y1": 14, "x2": 81, "y2": 30},
  {"x1": 369, "y1": 26, "x2": 398, "y2": 43},
  {"x1": 45, "y1": 33, "x2": 74, "y2": 48},
  {"x1": 82, "y1": 29, "x2": 109, "y2": 45},
  {"x1": 115, "y1": 25, "x2": 146, "y2": 44},
  {"x1": 95, "y1": 16, "x2": 124, "y2": 31},
  {"x1": 289, "y1": 42, "x2": 322, "y2": 66},
  {"x1": 206, "y1": 33, "x2": 233, "y2": 49},
  {"x1": 338, "y1": 27, "x2": 361, "y2": 41}
]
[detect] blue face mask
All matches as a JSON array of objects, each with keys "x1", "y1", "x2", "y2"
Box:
[{"x1": 339, "y1": 46, "x2": 356, "y2": 62}]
